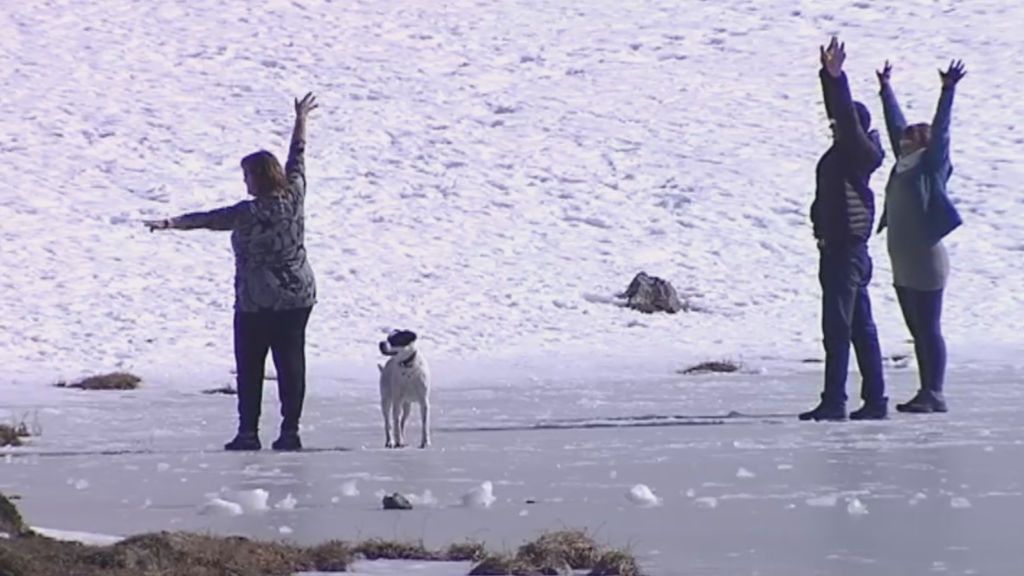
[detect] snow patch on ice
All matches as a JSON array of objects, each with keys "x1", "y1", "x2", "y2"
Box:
[
  {"x1": 460, "y1": 482, "x2": 496, "y2": 509},
  {"x1": 340, "y1": 479, "x2": 360, "y2": 497},
  {"x1": 806, "y1": 495, "x2": 838, "y2": 508},
  {"x1": 199, "y1": 497, "x2": 244, "y2": 517},
  {"x1": 627, "y1": 484, "x2": 662, "y2": 507},
  {"x1": 846, "y1": 497, "x2": 868, "y2": 516},
  {"x1": 951, "y1": 497, "x2": 973, "y2": 509},
  {"x1": 274, "y1": 493, "x2": 298, "y2": 511}
]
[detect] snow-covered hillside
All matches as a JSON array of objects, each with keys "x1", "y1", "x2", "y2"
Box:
[{"x1": 2, "y1": 0, "x2": 1022, "y2": 387}]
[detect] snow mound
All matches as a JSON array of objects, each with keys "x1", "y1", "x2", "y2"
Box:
[
  {"x1": 460, "y1": 482, "x2": 496, "y2": 509},
  {"x1": 199, "y1": 497, "x2": 244, "y2": 517},
  {"x1": 626, "y1": 484, "x2": 662, "y2": 507}
]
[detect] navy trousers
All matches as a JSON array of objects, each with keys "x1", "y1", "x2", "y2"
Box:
[
  {"x1": 895, "y1": 287, "x2": 946, "y2": 394},
  {"x1": 818, "y1": 244, "x2": 886, "y2": 405},
  {"x1": 234, "y1": 307, "x2": 313, "y2": 435}
]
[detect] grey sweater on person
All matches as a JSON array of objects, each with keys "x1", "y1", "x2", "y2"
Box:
[
  {"x1": 171, "y1": 140, "x2": 317, "y2": 312},
  {"x1": 885, "y1": 150, "x2": 949, "y2": 291}
]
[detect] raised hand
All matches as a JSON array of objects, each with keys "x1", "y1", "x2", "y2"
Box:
[
  {"x1": 876, "y1": 60, "x2": 892, "y2": 86},
  {"x1": 820, "y1": 36, "x2": 846, "y2": 78},
  {"x1": 294, "y1": 92, "x2": 318, "y2": 118},
  {"x1": 939, "y1": 59, "x2": 966, "y2": 87}
]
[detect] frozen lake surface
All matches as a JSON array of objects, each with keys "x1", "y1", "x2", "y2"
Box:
[{"x1": 4, "y1": 367, "x2": 1022, "y2": 576}]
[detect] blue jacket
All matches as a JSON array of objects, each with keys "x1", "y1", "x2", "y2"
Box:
[
  {"x1": 877, "y1": 84, "x2": 963, "y2": 243},
  {"x1": 810, "y1": 70, "x2": 885, "y2": 247}
]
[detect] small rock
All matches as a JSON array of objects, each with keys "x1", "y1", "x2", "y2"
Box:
[
  {"x1": 382, "y1": 493, "x2": 413, "y2": 510},
  {"x1": 617, "y1": 271, "x2": 686, "y2": 314}
]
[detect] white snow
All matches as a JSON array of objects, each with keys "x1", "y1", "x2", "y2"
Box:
[
  {"x1": 950, "y1": 497, "x2": 973, "y2": 509},
  {"x1": 846, "y1": 497, "x2": 869, "y2": 516},
  {"x1": 274, "y1": 493, "x2": 298, "y2": 511},
  {"x1": 31, "y1": 526, "x2": 123, "y2": 546},
  {"x1": 340, "y1": 479, "x2": 360, "y2": 497},
  {"x1": 406, "y1": 490, "x2": 439, "y2": 508},
  {"x1": 627, "y1": 484, "x2": 662, "y2": 507},
  {"x1": 1, "y1": 0, "x2": 1022, "y2": 392},
  {"x1": 233, "y1": 489, "x2": 271, "y2": 513},
  {"x1": 199, "y1": 497, "x2": 244, "y2": 517},
  {"x1": 459, "y1": 482, "x2": 496, "y2": 509},
  {"x1": 694, "y1": 496, "x2": 718, "y2": 509},
  {"x1": 806, "y1": 495, "x2": 839, "y2": 508},
  {"x1": 2, "y1": 2, "x2": 1024, "y2": 575}
]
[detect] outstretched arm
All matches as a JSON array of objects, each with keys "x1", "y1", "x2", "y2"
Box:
[
  {"x1": 819, "y1": 37, "x2": 883, "y2": 169},
  {"x1": 926, "y1": 60, "x2": 965, "y2": 168},
  {"x1": 823, "y1": 71, "x2": 883, "y2": 169},
  {"x1": 144, "y1": 201, "x2": 249, "y2": 232},
  {"x1": 876, "y1": 60, "x2": 907, "y2": 156},
  {"x1": 285, "y1": 92, "x2": 318, "y2": 198}
]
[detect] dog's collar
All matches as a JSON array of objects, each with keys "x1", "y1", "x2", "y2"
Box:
[{"x1": 400, "y1": 352, "x2": 417, "y2": 368}]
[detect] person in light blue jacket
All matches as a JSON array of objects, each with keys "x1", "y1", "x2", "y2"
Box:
[{"x1": 876, "y1": 59, "x2": 966, "y2": 413}]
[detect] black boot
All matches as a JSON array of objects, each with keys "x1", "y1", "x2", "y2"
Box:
[
  {"x1": 272, "y1": 430, "x2": 302, "y2": 451},
  {"x1": 224, "y1": 431, "x2": 261, "y2": 451},
  {"x1": 799, "y1": 400, "x2": 847, "y2": 421},
  {"x1": 896, "y1": 390, "x2": 948, "y2": 414},
  {"x1": 850, "y1": 399, "x2": 888, "y2": 420}
]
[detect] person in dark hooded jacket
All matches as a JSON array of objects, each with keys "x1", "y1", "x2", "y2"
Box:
[{"x1": 801, "y1": 37, "x2": 888, "y2": 421}]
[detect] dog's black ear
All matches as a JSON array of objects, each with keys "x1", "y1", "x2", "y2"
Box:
[{"x1": 387, "y1": 330, "x2": 418, "y2": 347}]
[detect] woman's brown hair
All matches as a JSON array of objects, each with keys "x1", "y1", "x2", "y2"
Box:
[{"x1": 240, "y1": 150, "x2": 288, "y2": 197}]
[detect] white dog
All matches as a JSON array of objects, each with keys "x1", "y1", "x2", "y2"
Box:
[{"x1": 378, "y1": 330, "x2": 431, "y2": 449}]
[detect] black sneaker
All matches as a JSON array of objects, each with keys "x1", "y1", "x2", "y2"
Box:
[
  {"x1": 272, "y1": 432, "x2": 302, "y2": 451},
  {"x1": 850, "y1": 400, "x2": 888, "y2": 421},
  {"x1": 896, "y1": 390, "x2": 948, "y2": 414},
  {"x1": 224, "y1": 432, "x2": 261, "y2": 451},
  {"x1": 798, "y1": 402, "x2": 847, "y2": 422}
]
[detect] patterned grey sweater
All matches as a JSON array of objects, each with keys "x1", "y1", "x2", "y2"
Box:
[{"x1": 171, "y1": 140, "x2": 316, "y2": 312}]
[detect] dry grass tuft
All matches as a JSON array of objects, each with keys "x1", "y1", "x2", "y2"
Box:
[{"x1": 58, "y1": 372, "x2": 141, "y2": 391}]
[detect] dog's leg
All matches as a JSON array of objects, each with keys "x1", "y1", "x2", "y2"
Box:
[
  {"x1": 419, "y1": 398, "x2": 430, "y2": 449},
  {"x1": 391, "y1": 401, "x2": 405, "y2": 448},
  {"x1": 381, "y1": 397, "x2": 393, "y2": 448},
  {"x1": 400, "y1": 401, "x2": 412, "y2": 440}
]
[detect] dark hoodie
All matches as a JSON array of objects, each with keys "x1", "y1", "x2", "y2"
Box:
[{"x1": 810, "y1": 70, "x2": 885, "y2": 247}]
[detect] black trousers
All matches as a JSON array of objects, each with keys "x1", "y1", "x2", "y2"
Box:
[{"x1": 233, "y1": 306, "x2": 313, "y2": 435}]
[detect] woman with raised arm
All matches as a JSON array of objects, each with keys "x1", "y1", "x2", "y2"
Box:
[
  {"x1": 145, "y1": 93, "x2": 319, "y2": 451},
  {"x1": 876, "y1": 60, "x2": 966, "y2": 413}
]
